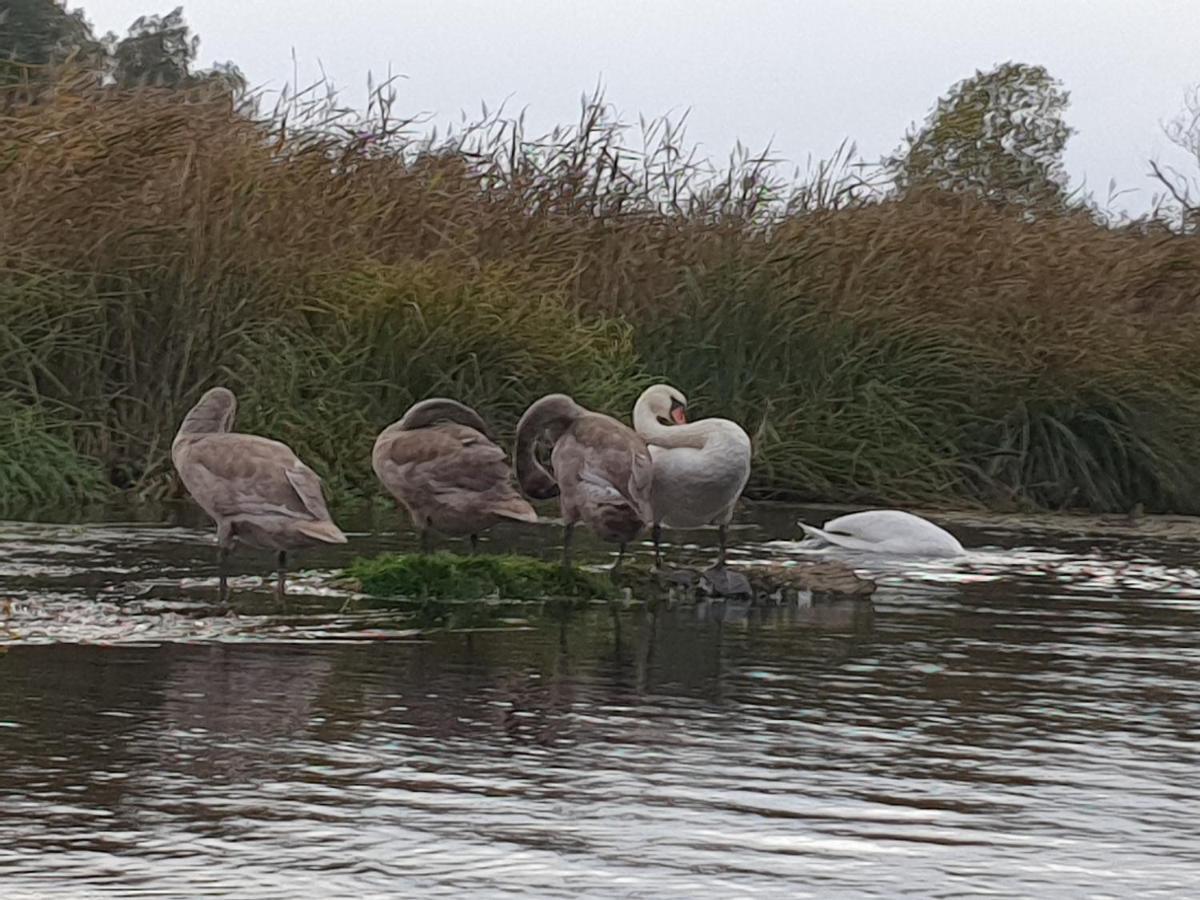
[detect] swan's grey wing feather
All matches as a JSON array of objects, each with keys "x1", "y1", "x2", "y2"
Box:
[
  {"x1": 628, "y1": 446, "x2": 655, "y2": 522},
  {"x1": 284, "y1": 462, "x2": 335, "y2": 522},
  {"x1": 570, "y1": 413, "x2": 653, "y2": 511},
  {"x1": 180, "y1": 435, "x2": 318, "y2": 520},
  {"x1": 380, "y1": 425, "x2": 516, "y2": 495}
]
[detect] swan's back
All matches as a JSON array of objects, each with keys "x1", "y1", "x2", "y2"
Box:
[
  {"x1": 803, "y1": 509, "x2": 963, "y2": 556},
  {"x1": 558, "y1": 414, "x2": 653, "y2": 513},
  {"x1": 174, "y1": 432, "x2": 347, "y2": 546},
  {"x1": 550, "y1": 412, "x2": 654, "y2": 542},
  {"x1": 372, "y1": 420, "x2": 537, "y2": 533}
]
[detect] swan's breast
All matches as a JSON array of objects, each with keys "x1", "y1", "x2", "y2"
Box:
[{"x1": 648, "y1": 420, "x2": 751, "y2": 526}]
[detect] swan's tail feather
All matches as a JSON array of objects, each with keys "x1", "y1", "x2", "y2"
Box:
[
  {"x1": 492, "y1": 497, "x2": 540, "y2": 523},
  {"x1": 798, "y1": 523, "x2": 825, "y2": 542},
  {"x1": 297, "y1": 519, "x2": 349, "y2": 544}
]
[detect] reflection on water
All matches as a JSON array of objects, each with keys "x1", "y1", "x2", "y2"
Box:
[{"x1": 1, "y1": 504, "x2": 1200, "y2": 897}]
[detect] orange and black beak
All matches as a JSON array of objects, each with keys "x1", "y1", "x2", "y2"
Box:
[{"x1": 670, "y1": 398, "x2": 687, "y2": 425}]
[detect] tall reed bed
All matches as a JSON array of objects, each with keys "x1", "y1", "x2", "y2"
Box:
[{"x1": 2, "y1": 74, "x2": 1200, "y2": 514}]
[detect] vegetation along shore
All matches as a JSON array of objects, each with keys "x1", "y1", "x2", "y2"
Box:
[{"x1": 4, "y1": 4, "x2": 1200, "y2": 518}]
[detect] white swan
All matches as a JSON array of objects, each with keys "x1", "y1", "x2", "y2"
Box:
[
  {"x1": 632, "y1": 384, "x2": 752, "y2": 569},
  {"x1": 799, "y1": 510, "x2": 964, "y2": 557}
]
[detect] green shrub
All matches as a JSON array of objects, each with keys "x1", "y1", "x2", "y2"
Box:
[{"x1": 0, "y1": 398, "x2": 109, "y2": 512}]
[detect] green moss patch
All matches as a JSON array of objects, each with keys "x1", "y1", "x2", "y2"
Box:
[{"x1": 346, "y1": 552, "x2": 617, "y2": 601}]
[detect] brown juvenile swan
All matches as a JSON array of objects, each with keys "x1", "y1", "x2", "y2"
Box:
[
  {"x1": 514, "y1": 393, "x2": 654, "y2": 572},
  {"x1": 372, "y1": 398, "x2": 537, "y2": 551},
  {"x1": 171, "y1": 387, "x2": 347, "y2": 601}
]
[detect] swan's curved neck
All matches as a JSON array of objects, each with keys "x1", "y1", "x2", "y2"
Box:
[
  {"x1": 633, "y1": 400, "x2": 711, "y2": 449},
  {"x1": 399, "y1": 398, "x2": 488, "y2": 435},
  {"x1": 175, "y1": 393, "x2": 236, "y2": 442},
  {"x1": 514, "y1": 394, "x2": 582, "y2": 500}
]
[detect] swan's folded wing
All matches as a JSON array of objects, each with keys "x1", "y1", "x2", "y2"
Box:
[
  {"x1": 181, "y1": 435, "x2": 325, "y2": 522},
  {"x1": 578, "y1": 469, "x2": 623, "y2": 500},
  {"x1": 380, "y1": 426, "x2": 518, "y2": 496},
  {"x1": 572, "y1": 414, "x2": 654, "y2": 512},
  {"x1": 284, "y1": 461, "x2": 336, "y2": 522},
  {"x1": 627, "y1": 444, "x2": 655, "y2": 521},
  {"x1": 798, "y1": 523, "x2": 882, "y2": 552},
  {"x1": 279, "y1": 460, "x2": 346, "y2": 543}
]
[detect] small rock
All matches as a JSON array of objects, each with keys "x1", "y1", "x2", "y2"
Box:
[
  {"x1": 652, "y1": 566, "x2": 702, "y2": 589},
  {"x1": 699, "y1": 566, "x2": 753, "y2": 598}
]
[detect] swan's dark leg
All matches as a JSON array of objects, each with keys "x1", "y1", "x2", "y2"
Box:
[
  {"x1": 703, "y1": 523, "x2": 751, "y2": 597},
  {"x1": 612, "y1": 542, "x2": 626, "y2": 578},
  {"x1": 652, "y1": 524, "x2": 663, "y2": 568},
  {"x1": 420, "y1": 526, "x2": 432, "y2": 554},
  {"x1": 275, "y1": 550, "x2": 288, "y2": 599},
  {"x1": 469, "y1": 533, "x2": 479, "y2": 554},
  {"x1": 217, "y1": 544, "x2": 230, "y2": 605},
  {"x1": 562, "y1": 522, "x2": 576, "y2": 570},
  {"x1": 215, "y1": 523, "x2": 235, "y2": 608}
]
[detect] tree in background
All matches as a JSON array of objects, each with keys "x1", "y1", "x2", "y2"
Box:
[
  {"x1": 0, "y1": 0, "x2": 103, "y2": 81},
  {"x1": 1149, "y1": 85, "x2": 1200, "y2": 232},
  {"x1": 888, "y1": 62, "x2": 1073, "y2": 208},
  {"x1": 0, "y1": 1, "x2": 243, "y2": 93},
  {"x1": 106, "y1": 6, "x2": 241, "y2": 91},
  {"x1": 107, "y1": 7, "x2": 197, "y2": 87}
]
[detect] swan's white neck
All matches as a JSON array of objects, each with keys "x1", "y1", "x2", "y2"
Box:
[{"x1": 633, "y1": 398, "x2": 712, "y2": 449}]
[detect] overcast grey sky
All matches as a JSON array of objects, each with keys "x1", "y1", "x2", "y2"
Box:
[{"x1": 79, "y1": 0, "x2": 1200, "y2": 213}]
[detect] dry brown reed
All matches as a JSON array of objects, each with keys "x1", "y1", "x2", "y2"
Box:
[{"x1": 3, "y1": 72, "x2": 1200, "y2": 514}]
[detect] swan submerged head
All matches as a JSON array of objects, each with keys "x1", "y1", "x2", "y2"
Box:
[
  {"x1": 636, "y1": 383, "x2": 688, "y2": 427},
  {"x1": 798, "y1": 509, "x2": 965, "y2": 557}
]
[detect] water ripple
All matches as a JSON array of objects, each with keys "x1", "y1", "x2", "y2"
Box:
[{"x1": 2, "y1": 508, "x2": 1200, "y2": 896}]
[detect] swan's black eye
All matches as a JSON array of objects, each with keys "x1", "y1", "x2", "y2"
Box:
[{"x1": 657, "y1": 416, "x2": 672, "y2": 427}]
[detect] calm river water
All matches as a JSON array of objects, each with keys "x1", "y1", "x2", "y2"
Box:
[{"x1": 1, "y1": 504, "x2": 1198, "y2": 898}]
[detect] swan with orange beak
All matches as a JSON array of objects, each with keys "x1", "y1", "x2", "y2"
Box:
[{"x1": 632, "y1": 384, "x2": 752, "y2": 590}]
